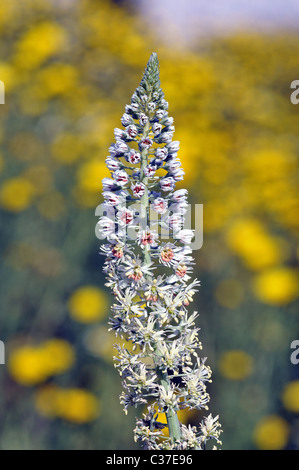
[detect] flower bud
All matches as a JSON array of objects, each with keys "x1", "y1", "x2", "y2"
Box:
[
  {"x1": 126, "y1": 125, "x2": 138, "y2": 139},
  {"x1": 160, "y1": 176, "x2": 175, "y2": 192},
  {"x1": 113, "y1": 170, "x2": 130, "y2": 187},
  {"x1": 148, "y1": 102, "x2": 156, "y2": 112},
  {"x1": 160, "y1": 132, "x2": 173, "y2": 143},
  {"x1": 167, "y1": 141, "x2": 180, "y2": 153},
  {"x1": 156, "y1": 109, "x2": 166, "y2": 120},
  {"x1": 152, "y1": 122, "x2": 162, "y2": 136},
  {"x1": 102, "y1": 177, "x2": 117, "y2": 191},
  {"x1": 139, "y1": 113, "x2": 148, "y2": 126},
  {"x1": 172, "y1": 189, "x2": 188, "y2": 202},
  {"x1": 118, "y1": 207, "x2": 134, "y2": 226},
  {"x1": 103, "y1": 191, "x2": 121, "y2": 206},
  {"x1": 171, "y1": 167, "x2": 185, "y2": 181},
  {"x1": 97, "y1": 216, "x2": 115, "y2": 238},
  {"x1": 126, "y1": 149, "x2": 141, "y2": 165},
  {"x1": 131, "y1": 182, "x2": 146, "y2": 198},
  {"x1": 106, "y1": 156, "x2": 121, "y2": 171},
  {"x1": 121, "y1": 113, "x2": 133, "y2": 126},
  {"x1": 176, "y1": 229, "x2": 194, "y2": 244},
  {"x1": 139, "y1": 137, "x2": 153, "y2": 150},
  {"x1": 143, "y1": 165, "x2": 157, "y2": 177},
  {"x1": 115, "y1": 140, "x2": 129, "y2": 154},
  {"x1": 114, "y1": 128, "x2": 126, "y2": 140},
  {"x1": 153, "y1": 197, "x2": 168, "y2": 214}
]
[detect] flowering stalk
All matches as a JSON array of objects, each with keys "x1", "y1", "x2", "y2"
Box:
[{"x1": 98, "y1": 53, "x2": 222, "y2": 449}]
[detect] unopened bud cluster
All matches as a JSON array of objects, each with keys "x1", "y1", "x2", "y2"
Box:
[{"x1": 98, "y1": 53, "x2": 222, "y2": 449}]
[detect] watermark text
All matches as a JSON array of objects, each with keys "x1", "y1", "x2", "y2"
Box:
[
  {"x1": 290, "y1": 340, "x2": 299, "y2": 365},
  {"x1": 0, "y1": 340, "x2": 5, "y2": 364},
  {"x1": 290, "y1": 80, "x2": 299, "y2": 104},
  {"x1": 0, "y1": 81, "x2": 4, "y2": 104}
]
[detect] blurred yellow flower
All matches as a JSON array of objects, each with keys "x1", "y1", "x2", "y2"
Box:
[
  {"x1": 244, "y1": 149, "x2": 297, "y2": 183},
  {"x1": 14, "y1": 22, "x2": 68, "y2": 70},
  {"x1": 41, "y1": 339, "x2": 75, "y2": 375},
  {"x1": 218, "y1": 350, "x2": 253, "y2": 380},
  {"x1": 73, "y1": 159, "x2": 109, "y2": 207},
  {"x1": 35, "y1": 386, "x2": 100, "y2": 423},
  {"x1": 253, "y1": 415, "x2": 290, "y2": 450},
  {"x1": 55, "y1": 388, "x2": 100, "y2": 423},
  {"x1": 226, "y1": 219, "x2": 286, "y2": 271},
  {"x1": 9, "y1": 346, "x2": 50, "y2": 386},
  {"x1": 8, "y1": 340, "x2": 75, "y2": 386},
  {"x1": 68, "y1": 286, "x2": 109, "y2": 323},
  {"x1": 37, "y1": 63, "x2": 78, "y2": 98},
  {"x1": 252, "y1": 267, "x2": 299, "y2": 305},
  {"x1": 76, "y1": 159, "x2": 109, "y2": 193},
  {"x1": 215, "y1": 279, "x2": 244, "y2": 309},
  {"x1": 0, "y1": 62, "x2": 18, "y2": 91},
  {"x1": 0, "y1": 2, "x2": 17, "y2": 30},
  {"x1": 203, "y1": 200, "x2": 231, "y2": 233},
  {"x1": 0, "y1": 177, "x2": 35, "y2": 212},
  {"x1": 281, "y1": 381, "x2": 299, "y2": 413}
]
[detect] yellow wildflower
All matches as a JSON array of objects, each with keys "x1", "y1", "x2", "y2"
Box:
[
  {"x1": 253, "y1": 415, "x2": 290, "y2": 450},
  {"x1": 14, "y1": 22, "x2": 68, "y2": 70},
  {"x1": 8, "y1": 340, "x2": 75, "y2": 386},
  {"x1": 282, "y1": 381, "x2": 299, "y2": 413},
  {"x1": 226, "y1": 219, "x2": 286, "y2": 271},
  {"x1": 37, "y1": 63, "x2": 78, "y2": 98},
  {"x1": 76, "y1": 159, "x2": 109, "y2": 193},
  {"x1": 218, "y1": 350, "x2": 253, "y2": 380},
  {"x1": 0, "y1": 177, "x2": 35, "y2": 212},
  {"x1": 252, "y1": 267, "x2": 299, "y2": 305},
  {"x1": 68, "y1": 286, "x2": 109, "y2": 323},
  {"x1": 35, "y1": 386, "x2": 100, "y2": 423}
]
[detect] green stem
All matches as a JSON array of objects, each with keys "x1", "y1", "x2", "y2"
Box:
[
  {"x1": 155, "y1": 352, "x2": 182, "y2": 443},
  {"x1": 152, "y1": 337, "x2": 181, "y2": 443},
  {"x1": 140, "y1": 120, "x2": 151, "y2": 265},
  {"x1": 139, "y1": 119, "x2": 181, "y2": 445}
]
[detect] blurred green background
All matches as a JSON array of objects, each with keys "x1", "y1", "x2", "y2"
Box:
[{"x1": 0, "y1": 0, "x2": 298, "y2": 450}]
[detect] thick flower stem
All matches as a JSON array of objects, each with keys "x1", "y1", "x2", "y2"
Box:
[
  {"x1": 140, "y1": 119, "x2": 150, "y2": 266},
  {"x1": 163, "y1": 396, "x2": 182, "y2": 444},
  {"x1": 155, "y1": 352, "x2": 182, "y2": 444},
  {"x1": 140, "y1": 121, "x2": 181, "y2": 444}
]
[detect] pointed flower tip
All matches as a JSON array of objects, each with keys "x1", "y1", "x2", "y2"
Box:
[
  {"x1": 141, "y1": 52, "x2": 160, "y2": 88},
  {"x1": 147, "y1": 52, "x2": 159, "y2": 68},
  {"x1": 149, "y1": 52, "x2": 159, "y2": 66}
]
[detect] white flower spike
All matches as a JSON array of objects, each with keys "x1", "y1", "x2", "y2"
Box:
[{"x1": 99, "y1": 53, "x2": 222, "y2": 450}]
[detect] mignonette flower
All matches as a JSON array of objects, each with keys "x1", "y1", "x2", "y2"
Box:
[
  {"x1": 131, "y1": 182, "x2": 146, "y2": 198},
  {"x1": 98, "y1": 53, "x2": 222, "y2": 450},
  {"x1": 152, "y1": 197, "x2": 168, "y2": 214},
  {"x1": 126, "y1": 149, "x2": 141, "y2": 165}
]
